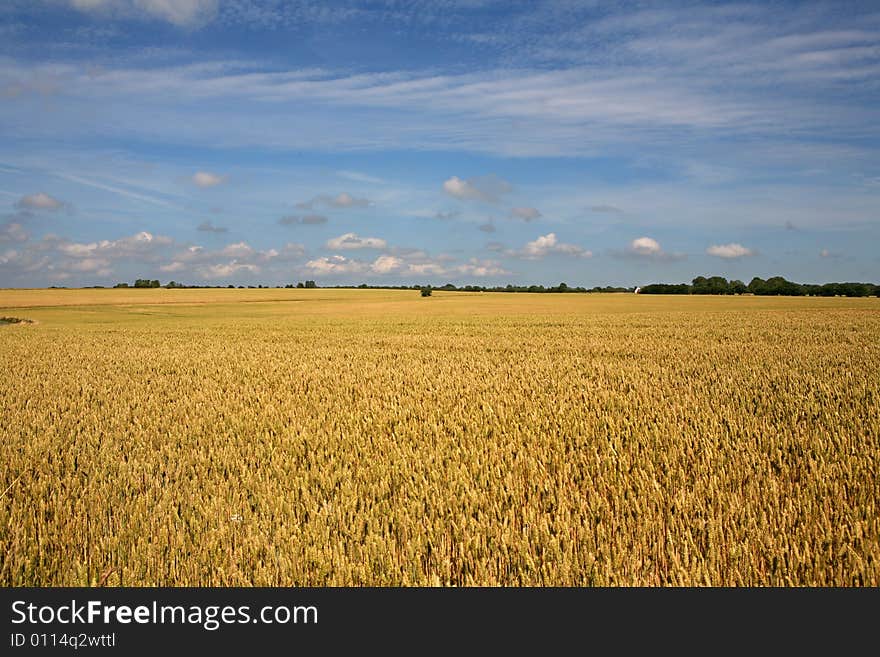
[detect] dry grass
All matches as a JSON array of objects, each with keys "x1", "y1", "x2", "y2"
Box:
[{"x1": 1, "y1": 289, "x2": 878, "y2": 585}]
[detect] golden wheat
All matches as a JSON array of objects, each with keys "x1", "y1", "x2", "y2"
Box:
[{"x1": 1, "y1": 289, "x2": 878, "y2": 585}]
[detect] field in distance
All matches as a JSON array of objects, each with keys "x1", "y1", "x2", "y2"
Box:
[{"x1": 1, "y1": 288, "x2": 878, "y2": 585}]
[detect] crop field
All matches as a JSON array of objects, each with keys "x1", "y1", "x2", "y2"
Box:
[{"x1": 1, "y1": 289, "x2": 878, "y2": 586}]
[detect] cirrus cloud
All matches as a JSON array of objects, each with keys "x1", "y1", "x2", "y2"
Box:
[{"x1": 279, "y1": 214, "x2": 328, "y2": 226}]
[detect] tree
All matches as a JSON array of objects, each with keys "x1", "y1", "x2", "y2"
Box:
[
  {"x1": 420, "y1": 287, "x2": 432, "y2": 297},
  {"x1": 304, "y1": 280, "x2": 317, "y2": 288}
]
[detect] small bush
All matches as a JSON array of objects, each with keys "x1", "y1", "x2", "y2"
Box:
[{"x1": 420, "y1": 287, "x2": 432, "y2": 297}]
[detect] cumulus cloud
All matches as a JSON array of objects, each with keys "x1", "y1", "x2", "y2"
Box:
[
  {"x1": 191, "y1": 171, "x2": 226, "y2": 188},
  {"x1": 0, "y1": 248, "x2": 50, "y2": 274},
  {"x1": 68, "y1": 0, "x2": 218, "y2": 27},
  {"x1": 159, "y1": 240, "x2": 305, "y2": 279},
  {"x1": 0, "y1": 222, "x2": 28, "y2": 243},
  {"x1": 198, "y1": 261, "x2": 260, "y2": 279},
  {"x1": 279, "y1": 214, "x2": 328, "y2": 226},
  {"x1": 219, "y1": 241, "x2": 254, "y2": 258},
  {"x1": 302, "y1": 251, "x2": 505, "y2": 279},
  {"x1": 455, "y1": 259, "x2": 510, "y2": 277},
  {"x1": 304, "y1": 255, "x2": 367, "y2": 274},
  {"x1": 325, "y1": 233, "x2": 387, "y2": 250},
  {"x1": 706, "y1": 243, "x2": 755, "y2": 258},
  {"x1": 618, "y1": 236, "x2": 684, "y2": 261},
  {"x1": 442, "y1": 175, "x2": 512, "y2": 202},
  {"x1": 296, "y1": 193, "x2": 371, "y2": 210},
  {"x1": 371, "y1": 255, "x2": 404, "y2": 274},
  {"x1": 630, "y1": 236, "x2": 662, "y2": 256},
  {"x1": 16, "y1": 193, "x2": 64, "y2": 211},
  {"x1": 513, "y1": 233, "x2": 591, "y2": 260},
  {"x1": 54, "y1": 231, "x2": 173, "y2": 259},
  {"x1": 197, "y1": 220, "x2": 227, "y2": 233},
  {"x1": 64, "y1": 257, "x2": 112, "y2": 274},
  {"x1": 509, "y1": 207, "x2": 542, "y2": 221}
]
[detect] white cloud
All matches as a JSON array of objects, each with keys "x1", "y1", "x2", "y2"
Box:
[
  {"x1": 54, "y1": 231, "x2": 173, "y2": 259},
  {"x1": 515, "y1": 233, "x2": 591, "y2": 260},
  {"x1": 159, "y1": 261, "x2": 186, "y2": 273},
  {"x1": 706, "y1": 242, "x2": 755, "y2": 258},
  {"x1": 304, "y1": 255, "x2": 366, "y2": 274},
  {"x1": 406, "y1": 262, "x2": 448, "y2": 276},
  {"x1": 279, "y1": 214, "x2": 328, "y2": 225},
  {"x1": 296, "y1": 193, "x2": 371, "y2": 210},
  {"x1": 371, "y1": 255, "x2": 403, "y2": 274},
  {"x1": 442, "y1": 175, "x2": 512, "y2": 202},
  {"x1": 68, "y1": 0, "x2": 218, "y2": 27},
  {"x1": 16, "y1": 193, "x2": 64, "y2": 211},
  {"x1": 630, "y1": 236, "x2": 662, "y2": 255},
  {"x1": 510, "y1": 207, "x2": 542, "y2": 221},
  {"x1": 337, "y1": 170, "x2": 385, "y2": 184},
  {"x1": 455, "y1": 259, "x2": 510, "y2": 277},
  {"x1": 0, "y1": 222, "x2": 28, "y2": 242},
  {"x1": 326, "y1": 232, "x2": 387, "y2": 250},
  {"x1": 619, "y1": 236, "x2": 685, "y2": 261},
  {"x1": 192, "y1": 171, "x2": 226, "y2": 188},
  {"x1": 64, "y1": 257, "x2": 112, "y2": 273},
  {"x1": 219, "y1": 241, "x2": 254, "y2": 258},
  {"x1": 198, "y1": 261, "x2": 260, "y2": 279}
]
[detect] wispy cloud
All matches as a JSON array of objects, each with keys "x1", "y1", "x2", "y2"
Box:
[
  {"x1": 66, "y1": 0, "x2": 219, "y2": 27},
  {"x1": 197, "y1": 220, "x2": 227, "y2": 233},
  {"x1": 296, "y1": 193, "x2": 371, "y2": 210},
  {"x1": 191, "y1": 171, "x2": 226, "y2": 188},
  {"x1": 279, "y1": 214, "x2": 328, "y2": 226},
  {"x1": 336, "y1": 170, "x2": 384, "y2": 184},
  {"x1": 55, "y1": 172, "x2": 178, "y2": 209},
  {"x1": 590, "y1": 205, "x2": 623, "y2": 214}
]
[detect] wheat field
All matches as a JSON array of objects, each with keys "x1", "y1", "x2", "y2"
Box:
[{"x1": 1, "y1": 288, "x2": 878, "y2": 585}]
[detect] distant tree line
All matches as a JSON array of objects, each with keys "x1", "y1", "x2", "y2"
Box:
[
  {"x1": 639, "y1": 276, "x2": 879, "y2": 297},
  {"x1": 332, "y1": 282, "x2": 635, "y2": 293},
  {"x1": 105, "y1": 278, "x2": 640, "y2": 292}
]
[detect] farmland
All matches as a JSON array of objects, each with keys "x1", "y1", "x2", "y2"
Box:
[{"x1": 1, "y1": 288, "x2": 878, "y2": 585}]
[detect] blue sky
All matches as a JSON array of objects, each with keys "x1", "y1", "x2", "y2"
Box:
[{"x1": 1, "y1": 0, "x2": 878, "y2": 288}]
